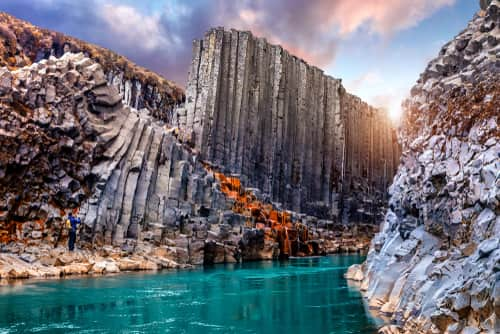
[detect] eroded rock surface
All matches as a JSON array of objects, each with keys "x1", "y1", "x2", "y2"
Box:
[
  {"x1": 0, "y1": 52, "x2": 232, "y2": 273},
  {"x1": 0, "y1": 52, "x2": 374, "y2": 279},
  {"x1": 176, "y1": 28, "x2": 400, "y2": 224},
  {"x1": 0, "y1": 12, "x2": 184, "y2": 123},
  {"x1": 351, "y1": 2, "x2": 500, "y2": 333}
]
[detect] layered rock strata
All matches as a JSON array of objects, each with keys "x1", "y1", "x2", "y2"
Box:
[
  {"x1": 350, "y1": 2, "x2": 499, "y2": 333},
  {"x1": 0, "y1": 12, "x2": 184, "y2": 123},
  {"x1": 176, "y1": 28, "x2": 400, "y2": 223}
]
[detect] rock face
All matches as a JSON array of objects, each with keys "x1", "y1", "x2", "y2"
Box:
[
  {"x1": 176, "y1": 28, "x2": 400, "y2": 223},
  {"x1": 0, "y1": 52, "x2": 232, "y2": 265},
  {"x1": 0, "y1": 52, "x2": 373, "y2": 278},
  {"x1": 0, "y1": 19, "x2": 399, "y2": 278},
  {"x1": 355, "y1": 2, "x2": 499, "y2": 333},
  {"x1": 0, "y1": 12, "x2": 184, "y2": 123}
]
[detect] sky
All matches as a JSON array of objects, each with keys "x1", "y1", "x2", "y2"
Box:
[{"x1": 0, "y1": 0, "x2": 479, "y2": 121}]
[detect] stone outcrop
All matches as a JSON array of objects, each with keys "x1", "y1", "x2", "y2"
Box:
[
  {"x1": 176, "y1": 28, "x2": 400, "y2": 224},
  {"x1": 0, "y1": 52, "x2": 373, "y2": 280},
  {"x1": 0, "y1": 52, "x2": 229, "y2": 268},
  {"x1": 0, "y1": 18, "x2": 400, "y2": 280},
  {"x1": 0, "y1": 246, "x2": 175, "y2": 280},
  {"x1": 350, "y1": 2, "x2": 499, "y2": 333},
  {"x1": 210, "y1": 171, "x2": 374, "y2": 259},
  {"x1": 0, "y1": 12, "x2": 184, "y2": 123}
]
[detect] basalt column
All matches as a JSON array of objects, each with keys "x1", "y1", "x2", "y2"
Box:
[{"x1": 178, "y1": 28, "x2": 400, "y2": 222}]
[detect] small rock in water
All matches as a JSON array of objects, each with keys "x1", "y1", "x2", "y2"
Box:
[{"x1": 345, "y1": 264, "x2": 364, "y2": 281}]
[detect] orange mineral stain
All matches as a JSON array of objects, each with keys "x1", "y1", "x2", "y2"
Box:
[{"x1": 207, "y1": 164, "x2": 314, "y2": 258}]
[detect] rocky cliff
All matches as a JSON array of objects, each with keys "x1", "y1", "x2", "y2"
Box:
[
  {"x1": 0, "y1": 51, "x2": 376, "y2": 279},
  {"x1": 0, "y1": 52, "x2": 234, "y2": 274},
  {"x1": 349, "y1": 1, "x2": 499, "y2": 333},
  {"x1": 0, "y1": 12, "x2": 184, "y2": 123},
  {"x1": 176, "y1": 28, "x2": 400, "y2": 224}
]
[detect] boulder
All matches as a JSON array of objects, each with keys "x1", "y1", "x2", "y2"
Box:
[
  {"x1": 54, "y1": 253, "x2": 77, "y2": 266},
  {"x1": 478, "y1": 238, "x2": 498, "y2": 258},
  {"x1": 61, "y1": 263, "x2": 93, "y2": 276},
  {"x1": 430, "y1": 309, "x2": 459, "y2": 331},
  {"x1": 345, "y1": 264, "x2": 364, "y2": 281},
  {"x1": 92, "y1": 260, "x2": 120, "y2": 274},
  {"x1": 117, "y1": 257, "x2": 158, "y2": 271},
  {"x1": 474, "y1": 208, "x2": 495, "y2": 240}
]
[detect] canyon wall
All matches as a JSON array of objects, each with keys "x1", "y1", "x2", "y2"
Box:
[
  {"x1": 0, "y1": 53, "x2": 237, "y2": 273},
  {"x1": 0, "y1": 18, "x2": 400, "y2": 279},
  {"x1": 0, "y1": 53, "x2": 371, "y2": 279},
  {"x1": 0, "y1": 12, "x2": 184, "y2": 123},
  {"x1": 176, "y1": 28, "x2": 400, "y2": 223},
  {"x1": 349, "y1": 1, "x2": 499, "y2": 333}
]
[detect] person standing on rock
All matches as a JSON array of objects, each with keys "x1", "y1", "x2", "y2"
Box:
[{"x1": 66, "y1": 212, "x2": 81, "y2": 251}]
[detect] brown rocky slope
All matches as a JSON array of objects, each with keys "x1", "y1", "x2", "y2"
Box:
[{"x1": 0, "y1": 12, "x2": 184, "y2": 123}]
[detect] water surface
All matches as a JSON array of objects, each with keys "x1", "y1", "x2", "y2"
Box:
[{"x1": 0, "y1": 254, "x2": 377, "y2": 333}]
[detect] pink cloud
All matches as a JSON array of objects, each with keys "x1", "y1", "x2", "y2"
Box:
[
  {"x1": 209, "y1": 0, "x2": 456, "y2": 68},
  {"x1": 329, "y1": 0, "x2": 456, "y2": 36},
  {"x1": 5, "y1": 0, "x2": 457, "y2": 85}
]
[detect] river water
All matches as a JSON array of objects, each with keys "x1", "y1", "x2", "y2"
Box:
[{"x1": 0, "y1": 254, "x2": 378, "y2": 333}]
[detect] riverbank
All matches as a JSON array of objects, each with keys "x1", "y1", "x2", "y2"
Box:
[
  {"x1": 0, "y1": 245, "x2": 185, "y2": 281},
  {"x1": 0, "y1": 237, "x2": 371, "y2": 281},
  {"x1": 0, "y1": 254, "x2": 377, "y2": 333}
]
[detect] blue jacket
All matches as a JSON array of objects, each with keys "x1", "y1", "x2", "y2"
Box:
[{"x1": 69, "y1": 216, "x2": 81, "y2": 233}]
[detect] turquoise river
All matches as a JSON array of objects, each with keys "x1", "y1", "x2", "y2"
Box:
[{"x1": 0, "y1": 254, "x2": 380, "y2": 333}]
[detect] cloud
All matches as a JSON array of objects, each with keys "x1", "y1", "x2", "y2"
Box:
[
  {"x1": 100, "y1": 4, "x2": 173, "y2": 51},
  {"x1": 0, "y1": 0, "x2": 456, "y2": 85},
  {"x1": 198, "y1": 0, "x2": 456, "y2": 68},
  {"x1": 328, "y1": 0, "x2": 456, "y2": 36},
  {"x1": 214, "y1": 4, "x2": 338, "y2": 68},
  {"x1": 346, "y1": 71, "x2": 383, "y2": 91}
]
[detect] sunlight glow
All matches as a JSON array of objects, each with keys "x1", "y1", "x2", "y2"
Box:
[{"x1": 388, "y1": 105, "x2": 402, "y2": 123}]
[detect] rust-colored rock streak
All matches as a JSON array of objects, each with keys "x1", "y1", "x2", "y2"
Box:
[{"x1": 210, "y1": 169, "x2": 314, "y2": 258}]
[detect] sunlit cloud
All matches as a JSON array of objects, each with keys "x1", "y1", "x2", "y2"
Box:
[
  {"x1": 329, "y1": 0, "x2": 456, "y2": 36},
  {"x1": 100, "y1": 4, "x2": 173, "y2": 51},
  {"x1": 0, "y1": 0, "x2": 459, "y2": 90}
]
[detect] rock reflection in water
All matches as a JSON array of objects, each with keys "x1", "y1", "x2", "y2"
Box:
[{"x1": 0, "y1": 255, "x2": 378, "y2": 334}]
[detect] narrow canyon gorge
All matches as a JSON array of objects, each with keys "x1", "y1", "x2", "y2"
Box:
[
  {"x1": 0, "y1": 12, "x2": 398, "y2": 277},
  {"x1": 0, "y1": 1, "x2": 498, "y2": 333}
]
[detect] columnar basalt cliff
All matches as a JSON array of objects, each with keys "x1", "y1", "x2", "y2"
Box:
[
  {"x1": 0, "y1": 18, "x2": 400, "y2": 280},
  {"x1": 348, "y1": 1, "x2": 499, "y2": 333},
  {"x1": 0, "y1": 51, "x2": 375, "y2": 279},
  {"x1": 0, "y1": 13, "x2": 184, "y2": 123},
  {"x1": 176, "y1": 28, "x2": 400, "y2": 223},
  {"x1": 0, "y1": 53, "x2": 234, "y2": 275}
]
